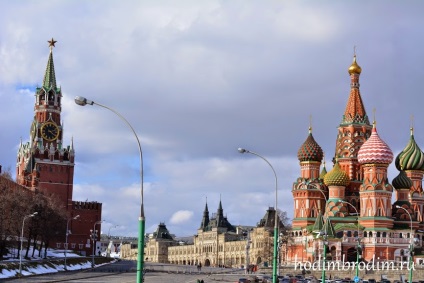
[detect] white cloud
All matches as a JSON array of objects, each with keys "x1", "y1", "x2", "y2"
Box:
[
  {"x1": 1, "y1": 1, "x2": 424, "y2": 238},
  {"x1": 170, "y1": 210, "x2": 194, "y2": 225}
]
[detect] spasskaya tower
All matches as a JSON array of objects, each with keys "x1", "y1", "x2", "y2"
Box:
[
  {"x1": 16, "y1": 38, "x2": 74, "y2": 207},
  {"x1": 15, "y1": 39, "x2": 102, "y2": 256}
]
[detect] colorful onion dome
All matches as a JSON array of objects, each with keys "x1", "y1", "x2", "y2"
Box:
[
  {"x1": 324, "y1": 162, "x2": 350, "y2": 187},
  {"x1": 297, "y1": 127, "x2": 323, "y2": 162},
  {"x1": 395, "y1": 127, "x2": 424, "y2": 171},
  {"x1": 357, "y1": 123, "x2": 393, "y2": 164},
  {"x1": 392, "y1": 170, "x2": 413, "y2": 190},
  {"x1": 348, "y1": 55, "x2": 362, "y2": 75}
]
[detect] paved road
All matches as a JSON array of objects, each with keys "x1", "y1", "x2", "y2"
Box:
[
  {"x1": 2, "y1": 261, "x2": 257, "y2": 283},
  {"x1": 3, "y1": 271, "x2": 252, "y2": 283}
]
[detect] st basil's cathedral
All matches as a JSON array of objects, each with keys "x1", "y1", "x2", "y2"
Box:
[{"x1": 289, "y1": 54, "x2": 423, "y2": 264}]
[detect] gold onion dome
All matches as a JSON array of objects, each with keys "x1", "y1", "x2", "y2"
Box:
[
  {"x1": 297, "y1": 127, "x2": 323, "y2": 162},
  {"x1": 357, "y1": 123, "x2": 393, "y2": 164},
  {"x1": 348, "y1": 55, "x2": 362, "y2": 75},
  {"x1": 324, "y1": 162, "x2": 350, "y2": 187},
  {"x1": 392, "y1": 171, "x2": 413, "y2": 190},
  {"x1": 395, "y1": 128, "x2": 424, "y2": 171}
]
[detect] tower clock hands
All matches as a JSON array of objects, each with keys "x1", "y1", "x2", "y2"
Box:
[{"x1": 41, "y1": 122, "x2": 60, "y2": 141}]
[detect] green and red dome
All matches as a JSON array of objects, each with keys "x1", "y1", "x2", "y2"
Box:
[{"x1": 297, "y1": 127, "x2": 323, "y2": 162}]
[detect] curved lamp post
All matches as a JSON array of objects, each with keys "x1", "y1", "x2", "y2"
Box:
[
  {"x1": 396, "y1": 205, "x2": 414, "y2": 283},
  {"x1": 107, "y1": 225, "x2": 119, "y2": 257},
  {"x1": 308, "y1": 184, "x2": 328, "y2": 283},
  {"x1": 75, "y1": 96, "x2": 145, "y2": 283},
  {"x1": 108, "y1": 225, "x2": 119, "y2": 239},
  {"x1": 319, "y1": 207, "x2": 329, "y2": 283},
  {"x1": 238, "y1": 148, "x2": 278, "y2": 283},
  {"x1": 339, "y1": 200, "x2": 360, "y2": 278},
  {"x1": 65, "y1": 214, "x2": 80, "y2": 271},
  {"x1": 19, "y1": 212, "x2": 38, "y2": 276}
]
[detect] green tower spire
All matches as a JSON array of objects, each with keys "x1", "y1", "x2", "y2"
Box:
[{"x1": 42, "y1": 38, "x2": 57, "y2": 90}]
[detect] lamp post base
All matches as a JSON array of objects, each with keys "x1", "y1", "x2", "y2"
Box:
[{"x1": 136, "y1": 216, "x2": 145, "y2": 283}]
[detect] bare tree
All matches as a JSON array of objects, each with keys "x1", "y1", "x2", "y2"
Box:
[
  {"x1": 277, "y1": 209, "x2": 292, "y2": 232},
  {"x1": 277, "y1": 209, "x2": 293, "y2": 266},
  {"x1": 0, "y1": 172, "x2": 33, "y2": 259},
  {"x1": 0, "y1": 170, "x2": 67, "y2": 260},
  {"x1": 32, "y1": 192, "x2": 66, "y2": 258}
]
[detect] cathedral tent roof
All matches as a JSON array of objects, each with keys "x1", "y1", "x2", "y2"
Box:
[
  {"x1": 323, "y1": 217, "x2": 336, "y2": 238},
  {"x1": 312, "y1": 212, "x2": 324, "y2": 233}
]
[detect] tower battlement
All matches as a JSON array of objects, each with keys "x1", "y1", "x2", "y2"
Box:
[{"x1": 72, "y1": 201, "x2": 102, "y2": 211}]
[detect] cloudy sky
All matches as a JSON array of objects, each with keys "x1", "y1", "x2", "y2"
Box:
[{"x1": 1, "y1": 1, "x2": 424, "y2": 237}]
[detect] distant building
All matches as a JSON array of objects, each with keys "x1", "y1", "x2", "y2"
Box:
[
  {"x1": 15, "y1": 39, "x2": 102, "y2": 256},
  {"x1": 144, "y1": 200, "x2": 284, "y2": 268}
]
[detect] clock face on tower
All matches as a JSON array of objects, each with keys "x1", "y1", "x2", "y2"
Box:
[{"x1": 41, "y1": 122, "x2": 60, "y2": 141}]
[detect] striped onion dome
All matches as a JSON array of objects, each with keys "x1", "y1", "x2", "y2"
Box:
[
  {"x1": 395, "y1": 128, "x2": 424, "y2": 171},
  {"x1": 357, "y1": 123, "x2": 393, "y2": 164},
  {"x1": 297, "y1": 127, "x2": 323, "y2": 162},
  {"x1": 324, "y1": 162, "x2": 350, "y2": 187},
  {"x1": 392, "y1": 170, "x2": 413, "y2": 190}
]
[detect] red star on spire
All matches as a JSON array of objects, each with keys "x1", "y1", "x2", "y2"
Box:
[{"x1": 48, "y1": 38, "x2": 57, "y2": 48}]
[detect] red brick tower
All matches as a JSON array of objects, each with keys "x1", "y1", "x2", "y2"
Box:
[
  {"x1": 16, "y1": 38, "x2": 74, "y2": 206},
  {"x1": 292, "y1": 126, "x2": 326, "y2": 229},
  {"x1": 334, "y1": 55, "x2": 372, "y2": 211},
  {"x1": 357, "y1": 121, "x2": 394, "y2": 229},
  {"x1": 15, "y1": 39, "x2": 102, "y2": 256}
]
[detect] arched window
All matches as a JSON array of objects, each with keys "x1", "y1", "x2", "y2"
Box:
[{"x1": 39, "y1": 90, "x2": 45, "y2": 102}]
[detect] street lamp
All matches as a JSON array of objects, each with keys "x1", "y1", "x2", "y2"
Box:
[
  {"x1": 308, "y1": 184, "x2": 328, "y2": 283},
  {"x1": 339, "y1": 200, "x2": 360, "y2": 278},
  {"x1": 320, "y1": 230, "x2": 328, "y2": 283},
  {"x1": 277, "y1": 232, "x2": 288, "y2": 276},
  {"x1": 65, "y1": 215, "x2": 80, "y2": 271},
  {"x1": 238, "y1": 148, "x2": 279, "y2": 283},
  {"x1": 317, "y1": 193, "x2": 328, "y2": 283},
  {"x1": 75, "y1": 96, "x2": 145, "y2": 283},
  {"x1": 243, "y1": 228, "x2": 252, "y2": 274},
  {"x1": 396, "y1": 205, "x2": 415, "y2": 283},
  {"x1": 108, "y1": 225, "x2": 119, "y2": 238},
  {"x1": 91, "y1": 220, "x2": 103, "y2": 267},
  {"x1": 19, "y1": 212, "x2": 38, "y2": 276}
]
